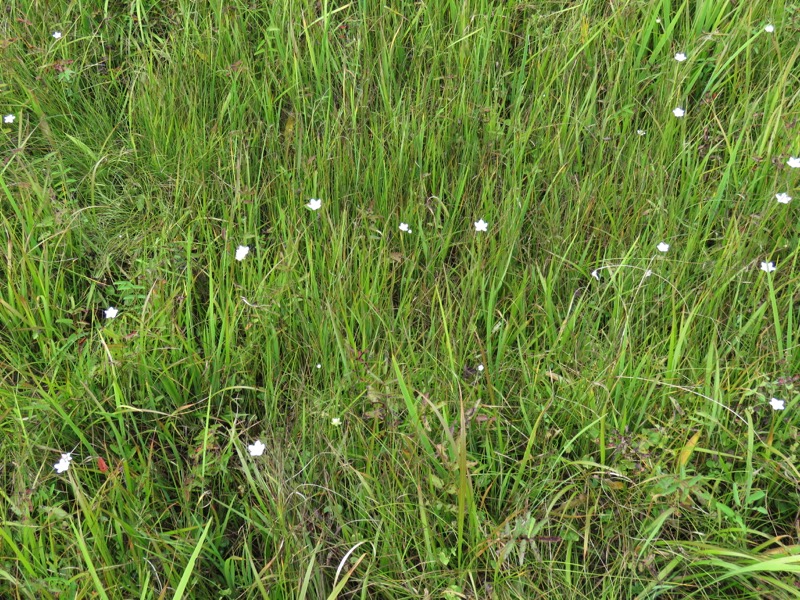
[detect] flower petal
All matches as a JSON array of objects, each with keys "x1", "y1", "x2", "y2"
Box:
[{"x1": 235, "y1": 245, "x2": 250, "y2": 261}]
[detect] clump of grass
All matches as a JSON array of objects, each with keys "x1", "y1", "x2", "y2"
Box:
[{"x1": 2, "y1": 0, "x2": 799, "y2": 598}]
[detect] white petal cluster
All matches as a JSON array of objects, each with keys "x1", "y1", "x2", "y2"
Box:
[
  {"x1": 235, "y1": 245, "x2": 250, "y2": 261},
  {"x1": 54, "y1": 453, "x2": 73, "y2": 473},
  {"x1": 248, "y1": 440, "x2": 266, "y2": 456}
]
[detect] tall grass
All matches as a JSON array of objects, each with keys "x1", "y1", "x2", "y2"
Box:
[{"x1": 2, "y1": 0, "x2": 799, "y2": 597}]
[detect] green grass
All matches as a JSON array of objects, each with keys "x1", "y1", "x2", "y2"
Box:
[{"x1": 2, "y1": 0, "x2": 800, "y2": 598}]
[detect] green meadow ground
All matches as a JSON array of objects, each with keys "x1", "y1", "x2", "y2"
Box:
[{"x1": 2, "y1": 1, "x2": 800, "y2": 598}]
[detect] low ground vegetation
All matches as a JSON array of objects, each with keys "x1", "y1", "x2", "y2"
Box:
[{"x1": 1, "y1": 1, "x2": 800, "y2": 598}]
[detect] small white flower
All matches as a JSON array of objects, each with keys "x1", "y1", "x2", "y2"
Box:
[
  {"x1": 760, "y1": 261, "x2": 776, "y2": 273},
  {"x1": 636, "y1": 129, "x2": 646, "y2": 136},
  {"x1": 769, "y1": 397, "x2": 785, "y2": 411},
  {"x1": 764, "y1": 24, "x2": 774, "y2": 33},
  {"x1": 235, "y1": 245, "x2": 250, "y2": 261},
  {"x1": 657, "y1": 242, "x2": 669, "y2": 253},
  {"x1": 644, "y1": 269, "x2": 653, "y2": 278},
  {"x1": 248, "y1": 440, "x2": 266, "y2": 456},
  {"x1": 331, "y1": 417, "x2": 342, "y2": 426},
  {"x1": 306, "y1": 198, "x2": 322, "y2": 210},
  {"x1": 52, "y1": 31, "x2": 62, "y2": 39},
  {"x1": 672, "y1": 107, "x2": 685, "y2": 118},
  {"x1": 788, "y1": 157, "x2": 800, "y2": 169},
  {"x1": 399, "y1": 222, "x2": 411, "y2": 233},
  {"x1": 674, "y1": 52, "x2": 687, "y2": 62},
  {"x1": 474, "y1": 219, "x2": 488, "y2": 232},
  {"x1": 3, "y1": 114, "x2": 15, "y2": 124},
  {"x1": 656, "y1": 18, "x2": 662, "y2": 24},
  {"x1": 591, "y1": 269, "x2": 600, "y2": 280},
  {"x1": 105, "y1": 306, "x2": 118, "y2": 319},
  {"x1": 775, "y1": 192, "x2": 791, "y2": 204},
  {"x1": 477, "y1": 364, "x2": 484, "y2": 372},
  {"x1": 316, "y1": 363, "x2": 322, "y2": 369},
  {"x1": 54, "y1": 453, "x2": 72, "y2": 473}
]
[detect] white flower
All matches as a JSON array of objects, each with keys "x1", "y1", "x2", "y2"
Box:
[
  {"x1": 331, "y1": 417, "x2": 342, "y2": 426},
  {"x1": 316, "y1": 363, "x2": 322, "y2": 369},
  {"x1": 644, "y1": 269, "x2": 653, "y2": 278},
  {"x1": 52, "y1": 31, "x2": 62, "y2": 39},
  {"x1": 54, "y1": 453, "x2": 72, "y2": 473},
  {"x1": 775, "y1": 192, "x2": 791, "y2": 204},
  {"x1": 248, "y1": 440, "x2": 266, "y2": 456},
  {"x1": 769, "y1": 397, "x2": 785, "y2": 411},
  {"x1": 764, "y1": 24, "x2": 774, "y2": 33},
  {"x1": 235, "y1": 245, "x2": 249, "y2": 261},
  {"x1": 760, "y1": 261, "x2": 776, "y2": 273},
  {"x1": 788, "y1": 157, "x2": 800, "y2": 169},
  {"x1": 3, "y1": 114, "x2": 15, "y2": 124},
  {"x1": 657, "y1": 242, "x2": 669, "y2": 253},
  {"x1": 105, "y1": 306, "x2": 118, "y2": 319},
  {"x1": 674, "y1": 52, "x2": 687, "y2": 62},
  {"x1": 477, "y1": 364, "x2": 484, "y2": 372},
  {"x1": 474, "y1": 219, "x2": 488, "y2": 232},
  {"x1": 399, "y1": 222, "x2": 411, "y2": 233},
  {"x1": 636, "y1": 129, "x2": 646, "y2": 136},
  {"x1": 672, "y1": 107, "x2": 685, "y2": 118},
  {"x1": 306, "y1": 198, "x2": 322, "y2": 210},
  {"x1": 591, "y1": 269, "x2": 600, "y2": 280}
]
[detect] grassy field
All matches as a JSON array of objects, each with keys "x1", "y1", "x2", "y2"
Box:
[{"x1": 2, "y1": 0, "x2": 800, "y2": 598}]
